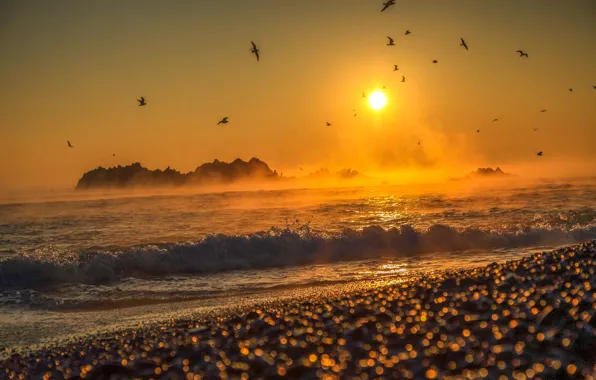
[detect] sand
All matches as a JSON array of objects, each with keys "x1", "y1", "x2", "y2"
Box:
[{"x1": 2, "y1": 241, "x2": 596, "y2": 379}]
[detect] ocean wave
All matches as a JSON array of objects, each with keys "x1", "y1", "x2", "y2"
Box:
[{"x1": 1, "y1": 224, "x2": 596, "y2": 289}]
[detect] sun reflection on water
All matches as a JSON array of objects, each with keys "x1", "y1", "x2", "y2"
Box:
[{"x1": 358, "y1": 262, "x2": 409, "y2": 277}]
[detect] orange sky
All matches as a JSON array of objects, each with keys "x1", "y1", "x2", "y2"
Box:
[{"x1": 0, "y1": 0, "x2": 595, "y2": 191}]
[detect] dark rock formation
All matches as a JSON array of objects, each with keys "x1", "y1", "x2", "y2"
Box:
[
  {"x1": 470, "y1": 167, "x2": 510, "y2": 177},
  {"x1": 449, "y1": 167, "x2": 513, "y2": 181},
  {"x1": 306, "y1": 168, "x2": 362, "y2": 180},
  {"x1": 76, "y1": 158, "x2": 278, "y2": 190},
  {"x1": 190, "y1": 158, "x2": 278, "y2": 184}
]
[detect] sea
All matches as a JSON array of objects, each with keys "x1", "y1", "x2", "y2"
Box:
[{"x1": 1, "y1": 177, "x2": 596, "y2": 350}]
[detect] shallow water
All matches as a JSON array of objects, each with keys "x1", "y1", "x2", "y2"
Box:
[{"x1": 1, "y1": 179, "x2": 596, "y2": 347}]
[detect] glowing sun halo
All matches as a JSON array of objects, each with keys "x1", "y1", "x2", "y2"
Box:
[{"x1": 369, "y1": 91, "x2": 387, "y2": 110}]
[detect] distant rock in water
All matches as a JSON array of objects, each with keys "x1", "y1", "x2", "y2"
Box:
[
  {"x1": 472, "y1": 167, "x2": 509, "y2": 177},
  {"x1": 450, "y1": 167, "x2": 513, "y2": 181},
  {"x1": 307, "y1": 168, "x2": 362, "y2": 180},
  {"x1": 76, "y1": 158, "x2": 278, "y2": 190},
  {"x1": 191, "y1": 158, "x2": 277, "y2": 183}
]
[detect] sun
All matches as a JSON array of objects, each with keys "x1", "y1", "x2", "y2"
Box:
[{"x1": 369, "y1": 91, "x2": 387, "y2": 110}]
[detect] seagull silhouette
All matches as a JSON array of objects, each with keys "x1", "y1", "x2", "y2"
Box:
[
  {"x1": 67, "y1": 140, "x2": 74, "y2": 148},
  {"x1": 516, "y1": 50, "x2": 529, "y2": 58},
  {"x1": 569, "y1": 88, "x2": 573, "y2": 92},
  {"x1": 432, "y1": 60, "x2": 438, "y2": 64},
  {"x1": 250, "y1": 41, "x2": 260, "y2": 61},
  {"x1": 137, "y1": 97, "x2": 146, "y2": 106},
  {"x1": 381, "y1": 0, "x2": 395, "y2": 12},
  {"x1": 417, "y1": 141, "x2": 421, "y2": 145},
  {"x1": 460, "y1": 38, "x2": 468, "y2": 51},
  {"x1": 492, "y1": 118, "x2": 499, "y2": 122},
  {"x1": 326, "y1": 122, "x2": 332, "y2": 127},
  {"x1": 113, "y1": 153, "x2": 116, "y2": 156},
  {"x1": 537, "y1": 151, "x2": 543, "y2": 156},
  {"x1": 217, "y1": 117, "x2": 229, "y2": 125},
  {"x1": 533, "y1": 128, "x2": 539, "y2": 132},
  {"x1": 386, "y1": 36, "x2": 395, "y2": 46},
  {"x1": 354, "y1": 113, "x2": 357, "y2": 117},
  {"x1": 300, "y1": 167, "x2": 303, "y2": 171},
  {"x1": 540, "y1": 109, "x2": 547, "y2": 113},
  {"x1": 405, "y1": 30, "x2": 411, "y2": 36},
  {"x1": 393, "y1": 65, "x2": 399, "y2": 71},
  {"x1": 382, "y1": 85, "x2": 387, "y2": 89},
  {"x1": 476, "y1": 129, "x2": 481, "y2": 133},
  {"x1": 593, "y1": 85, "x2": 596, "y2": 90},
  {"x1": 401, "y1": 75, "x2": 406, "y2": 83},
  {"x1": 362, "y1": 92, "x2": 367, "y2": 98}
]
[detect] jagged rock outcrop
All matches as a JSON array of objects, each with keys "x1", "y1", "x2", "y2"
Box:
[
  {"x1": 76, "y1": 158, "x2": 277, "y2": 189},
  {"x1": 449, "y1": 167, "x2": 513, "y2": 182},
  {"x1": 467, "y1": 167, "x2": 512, "y2": 178},
  {"x1": 76, "y1": 158, "x2": 367, "y2": 190},
  {"x1": 306, "y1": 168, "x2": 362, "y2": 180},
  {"x1": 190, "y1": 158, "x2": 278, "y2": 184}
]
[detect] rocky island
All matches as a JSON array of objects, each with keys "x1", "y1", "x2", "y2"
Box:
[
  {"x1": 76, "y1": 158, "x2": 279, "y2": 189},
  {"x1": 75, "y1": 158, "x2": 364, "y2": 190},
  {"x1": 450, "y1": 167, "x2": 513, "y2": 181}
]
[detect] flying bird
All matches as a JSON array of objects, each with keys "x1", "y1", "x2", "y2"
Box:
[
  {"x1": 217, "y1": 117, "x2": 229, "y2": 125},
  {"x1": 417, "y1": 141, "x2": 421, "y2": 146},
  {"x1": 362, "y1": 92, "x2": 367, "y2": 98},
  {"x1": 540, "y1": 109, "x2": 547, "y2": 113},
  {"x1": 460, "y1": 38, "x2": 468, "y2": 51},
  {"x1": 250, "y1": 41, "x2": 260, "y2": 61},
  {"x1": 326, "y1": 122, "x2": 332, "y2": 127},
  {"x1": 137, "y1": 97, "x2": 146, "y2": 106},
  {"x1": 405, "y1": 30, "x2": 411, "y2": 36},
  {"x1": 386, "y1": 36, "x2": 395, "y2": 46},
  {"x1": 432, "y1": 60, "x2": 438, "y2": 64},
  {"x1": 393, "y1": 65, "x2": 399, "y2": 71},
  {"x1": 381, "y1": 0, "x2": 395, "y2": 12},
  {"x1": 67, "y1": 140, "x2": 74, "y2": 148},
  {"x1": 476, "y1": 129, "x2": 481, "y2": 133},
  {"x1": 382, "y1": 85, "x2": 387, "y2": 89},
  {"x1": 354, "y1": 113, "x2": 357, "y2": 117},
  {"x1": 569, "y1": 88, "x2": 573, "y2": 92},
  {"x1": 401, "y1": 75, "x2": 406, "y2": 83},
  {"x1": 492, "y1": 118, "x2": 499, "y2": 122},
  {"x1": 537, "y1": 151, "x2": 543, "y2": 156},
  {"x1": 593, "y1": 85, "x2": 596, "y2": 90},
  {"x1": 113, "y1": 153, "x2": 116, "y2": 156},
  {"x1": 516, "y1": 50, "x2": 529, "y2": 58},
  {"x1": 533, "y1": 128, "x2": 538, "y2": 132}
]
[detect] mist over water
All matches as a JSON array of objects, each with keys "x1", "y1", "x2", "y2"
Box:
[{"x1": 1, "y1": 178, "x2": 594, "y2": 253}]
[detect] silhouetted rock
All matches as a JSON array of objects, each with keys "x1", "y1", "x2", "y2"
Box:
[
  {"x1": 471, "y1": 167, "x2": 509, "y2": 177},
  {"x1": 449, "y1": 167, "x2": 513, "y2": 181},
  {"x1": 335, "y1": 169, "x2": 361, "y2": 180},
  {"x1": 306, "y1": 168, "x2": 363, "y2": 180},
  {"x1": 76, "y1": 158, "x2": 278, "y2": 190},
  {"x1": 190, "y1": 158, "x2": 277, "y2": 184}
]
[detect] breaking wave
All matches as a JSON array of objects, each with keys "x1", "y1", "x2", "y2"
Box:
[{"x1": 2, "y1": 224, "x2": 596, "y2": 289}]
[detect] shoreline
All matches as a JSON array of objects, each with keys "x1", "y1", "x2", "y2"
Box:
[{"x1": 3, "y1": 241, "x2": 596, "y2": 378}]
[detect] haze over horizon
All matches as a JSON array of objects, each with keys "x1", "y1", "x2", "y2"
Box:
[{"x1": 1, "y1": 0, "x2": 595, "y2": 191}]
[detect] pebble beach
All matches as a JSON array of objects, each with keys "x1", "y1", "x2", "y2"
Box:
[{"x1": 3, "y1": 241, "x2": 596, "y2": 379}]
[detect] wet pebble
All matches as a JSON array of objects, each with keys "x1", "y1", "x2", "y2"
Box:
[{"x1": 3, "y1": 241, "x2": 596, "y2": 379}]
